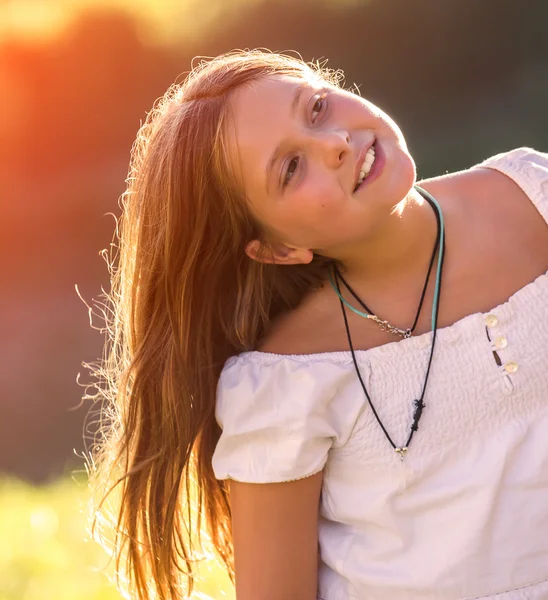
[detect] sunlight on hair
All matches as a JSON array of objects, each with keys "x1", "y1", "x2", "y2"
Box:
[{"x1": 79, "y1": 48, "x2": 341, "y2": 600}]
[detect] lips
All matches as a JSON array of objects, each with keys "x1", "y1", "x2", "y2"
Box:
[
  {"x1": 355, "y1": 139, "x2": 384, "y2": 190},
  {"x1": 353, "y1": 139, "x2": 375, "y2": 193}
]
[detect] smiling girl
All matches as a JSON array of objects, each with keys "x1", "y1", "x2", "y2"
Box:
[{"x1": 87, "y1": 49, "x2": 548, "y2": 600}]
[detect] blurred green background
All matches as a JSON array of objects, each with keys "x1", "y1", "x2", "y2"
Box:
[{"x1": 1, "y1": 0, "x2": 547, "y2": 598}]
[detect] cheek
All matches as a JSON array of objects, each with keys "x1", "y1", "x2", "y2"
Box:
[
  {"x1": 293, "y1": 175, "x2": 346, "y2": 218},
  {"x1": 275, "y1": 180, "x2": 349, "y2": 244}
]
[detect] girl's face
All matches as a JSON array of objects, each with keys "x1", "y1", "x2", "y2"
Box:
[{"x1": 226, "y1": 73, "x2": 416, "y2": 262}]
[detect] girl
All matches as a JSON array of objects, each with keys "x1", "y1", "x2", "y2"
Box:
[{"x1": 87, "y1": 49, "x2": 548, "y2": 600}]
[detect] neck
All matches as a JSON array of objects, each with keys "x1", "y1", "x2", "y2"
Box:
[{"x1": 332, "y1": 186, "x2": 443, "y2": 292}]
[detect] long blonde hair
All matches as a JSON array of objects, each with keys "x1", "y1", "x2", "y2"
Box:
[{"x1": 85, "y1": 49, "x2": 344, "y2": 600}]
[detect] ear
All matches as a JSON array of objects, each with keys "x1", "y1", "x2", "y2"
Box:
[{"x1": 245, "y1": 239, "x2": 314, "y2": 265}]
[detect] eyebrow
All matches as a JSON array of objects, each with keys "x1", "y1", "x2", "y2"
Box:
[{"x1": 265, "y1": 81, "x2": 312, "y2": 195}]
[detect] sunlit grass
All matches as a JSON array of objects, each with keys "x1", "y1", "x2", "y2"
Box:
[{"x1": 0, "y1": 474, "x2": 234, "y2": 600}]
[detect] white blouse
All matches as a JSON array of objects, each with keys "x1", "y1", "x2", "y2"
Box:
[{"x1": 212, "y1": 148, "x2": 548, "y2": 600}]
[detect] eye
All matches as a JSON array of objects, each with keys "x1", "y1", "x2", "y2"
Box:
[
  {"x1": 282, "y1": 157, "x2": 299, "y2": 188},
  {"x1": 281, "y1": 92, "x2": 328, "y2": 189},
  {"x1": 311, "y1": 92, "x2": 328, "y2": 122}
]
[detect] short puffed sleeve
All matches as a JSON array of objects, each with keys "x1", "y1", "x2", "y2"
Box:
[
  {"x1": 211, "y1": 354, "x2": 364, "y2": 483},
  {"x1": 478, "y1": 147, "x2": 548, "y2": 222}
]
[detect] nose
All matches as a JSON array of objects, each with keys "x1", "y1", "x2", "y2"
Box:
[{"x1": 310, "y1": 129, "x2": 351, "y2": 168}]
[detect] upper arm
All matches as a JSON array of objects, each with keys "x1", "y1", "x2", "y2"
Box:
[{"x1": 229, "y1": 471, "x2": 323, "y2": 600}]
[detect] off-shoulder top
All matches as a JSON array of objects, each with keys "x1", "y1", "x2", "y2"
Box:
[{"x1": 212, "y1": 148, "x2": 548, "y2": 600}]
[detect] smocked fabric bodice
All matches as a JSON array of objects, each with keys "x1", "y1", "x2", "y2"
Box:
[{"x1": 212, "y1": 148, "x2": 548, "y2": 600}]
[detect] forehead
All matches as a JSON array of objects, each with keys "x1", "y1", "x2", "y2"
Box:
[
  {"x1": 230, "y1": 73, "x2": 312, "y2": 117},
  {"x1": 225, "y1": 74, "x2": 320, "y2": 198}
]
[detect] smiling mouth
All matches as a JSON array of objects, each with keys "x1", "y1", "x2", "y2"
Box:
[{"x1": 354, "y1": 142, "x2": 377, "y2": 192}]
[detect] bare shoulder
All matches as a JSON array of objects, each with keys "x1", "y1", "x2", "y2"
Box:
[
  {"x1": 418, "y1": 154, "x2": 539, "y2": 213},
  {"x1": 420, "y1": 158, "x2": 548, "y2": 309},
  {"x1": 257, "y1": 282, "x2": 346, "y2": 355},
  {"x1": 419, "y1": 158, "x2": 546, "y2": 238},
  {"x1": 418, "y1": 160, "x2": 509, "y2": 202}
]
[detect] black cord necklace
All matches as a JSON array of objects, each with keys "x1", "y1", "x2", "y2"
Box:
[
  {"x1": 333, "y1": 193, "x2": 441, "y2": 337},
  {"x1": 332, "y1": 186, "x2": 446, "y2": 456}
]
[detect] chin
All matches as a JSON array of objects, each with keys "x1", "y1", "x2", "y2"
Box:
[{"x1": 381, "y1": 143, "x2": 416, "y2": 201}]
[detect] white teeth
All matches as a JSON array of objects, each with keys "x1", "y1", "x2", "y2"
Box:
[{"x1": 355, "y1": 146, "x2": 376, "y2": 188}]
